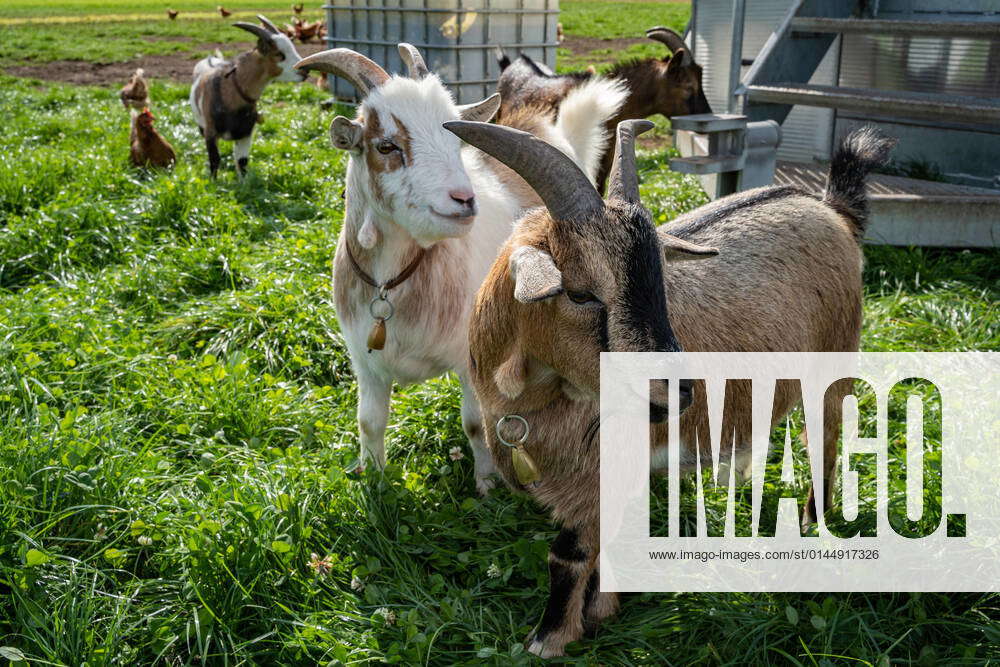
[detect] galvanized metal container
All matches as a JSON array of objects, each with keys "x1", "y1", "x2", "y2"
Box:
[{"x1": 323, "y1": 0, "x2": 560, "y2": 104}]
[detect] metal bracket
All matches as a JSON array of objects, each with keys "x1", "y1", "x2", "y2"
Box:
[{"x1": 670, "y1": 114, "x2": 781, "y2": 199}]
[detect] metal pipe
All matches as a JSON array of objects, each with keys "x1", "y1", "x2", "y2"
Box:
[{"x1": 727, "y1": 0, "x2": 747, "y2": 113}]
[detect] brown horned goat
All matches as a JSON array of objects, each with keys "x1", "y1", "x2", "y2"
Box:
[
  {"x1": 189, "y1": 15, "x2": 306, "y2": 177},
  {"x1": 495, "y1": 26, "x2": 712, "y2": 192},
  {"x1": 445, "y1": 118, "x2": 894, "y2": 657}
]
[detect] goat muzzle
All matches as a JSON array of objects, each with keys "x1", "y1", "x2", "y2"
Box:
[{"x1": 443, "y1": 120, "x2": 604, "y2": 224}]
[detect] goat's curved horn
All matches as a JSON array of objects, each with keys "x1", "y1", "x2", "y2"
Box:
[
  {"x1": 646, "y1": 26, "x2": 693, "y2": 66},
  {"x1": 607, "y1": 119, "x2": 654, "y2": 204},
  {"x1": 233, "y1": 22, "x2": 275, "y2": 45},
  {"x1": 397, "y1": 43, "x2": 429, "y2": 80},
  {"x1": 444, "y1": 121, "x2": 604, "y2": 223},
  {"x1": 257, "y1": 14, "x2": 281, "y2": 34},
  {"x1": 295, "y1": 48, "x2": 390, "y2": 96}
]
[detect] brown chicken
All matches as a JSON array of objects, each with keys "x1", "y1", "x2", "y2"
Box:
[
  {"x1": 218, "y1": 6, "x2": 232, "y2": 18},
  {"x1": 119, "y1": 68, "x2": 150, "y2": 111},
  {"x1": 167, "y1": 9, "x2": 178, "y2": 19},
  {"x1": 130, "y1": 109, "x2": 176, "y2": 169},
  {"x1": 292, "y1": 3, "x2": 303, "y2": 15},
  {"x1": 296, "y1": 19, "x2": 321, "y2": 42}
]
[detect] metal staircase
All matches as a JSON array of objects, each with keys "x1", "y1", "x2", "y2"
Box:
[
  {"x1": 740, "y1": 1, "x2": 1000, "y2": 127},
  {"x1": 670, "y1": 0, "x2": 1000, "y2": 247}
]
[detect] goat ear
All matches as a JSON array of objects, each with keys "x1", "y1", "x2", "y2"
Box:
[
  {"x1": 666, "y1": 48, "x2": 694, "y2": 71},
  {"x1": 509, "y1": 245, "x2": 563, "y2": 303},
  {"x1": 660, "y1": 232, "x2": 719, "y2": 262},
  {"x1": 457, "y1": 93, "x2": 501, "y2": 123},
  {"x1": 330, "y1": 116, "x2": 363, "y2": 153}
]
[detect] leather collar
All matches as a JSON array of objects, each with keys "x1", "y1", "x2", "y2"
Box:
[{"x1": 344, "y1": 241, "x2": 427, "y2": 291}]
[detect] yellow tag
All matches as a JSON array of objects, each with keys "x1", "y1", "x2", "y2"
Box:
[
  {"x1": 511, "y1": 446, "x2": 541, "y2": 486},
  {"x1": 367, "y1": 317, "x2": 386, "y2": 352}
]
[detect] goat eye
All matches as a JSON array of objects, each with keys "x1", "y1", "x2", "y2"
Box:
[
  {"x1": 567, "y1": 290, "x2": 599, "y2": 305},
  {"x1": 376, "y1": 140, "x2": 398, "y2": 154}
]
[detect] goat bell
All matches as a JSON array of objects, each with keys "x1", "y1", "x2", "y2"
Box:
[
  {"x1": 511, "y1": 446, "x2": 541, "y2": 487},
  {"x1": 367, "y1": 317, "x2": 386, "y2": 352}
]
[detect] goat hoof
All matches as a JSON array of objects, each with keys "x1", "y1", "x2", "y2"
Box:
[
  {"x1": 525, "y1": 632, "x2": 566, "y2": 659},
  {"x1": 475, "y1": 473, "x2": 500, "y2": 496}
]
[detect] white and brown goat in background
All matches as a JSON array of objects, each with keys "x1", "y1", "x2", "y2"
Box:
[
  {"x1": 447, "y1": 118, "x2": 894, "y2": 656},
  {"x1": 295, "y1": 44, "x2": 626, "y2": 492},
  {"x1": 190, "y1": 15, "x2": 306, "y2": 177}
]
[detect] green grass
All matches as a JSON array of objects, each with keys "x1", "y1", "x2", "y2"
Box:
[
  {"x1": 0, "y1": 0, "x2": 301, "y2": 19},
  {"x1": 0, "y1": 19, "x2": 274, "y2": 65}
]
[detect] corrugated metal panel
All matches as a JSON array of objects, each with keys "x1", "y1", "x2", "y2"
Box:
[
  {"x1": 839, "y1": 34, "x2": 998, "y2": 100},
  {"x1": 324, "y1": 0, "x2": 559, "y2": 104},
  {"x1": 836, "y1": 0, "x2": 1000, "y2": 186},
  {"x1": 878, "y1": 0, "x2": 1000, "y2": 17},
  {"x1": 692, "y1": 0, "x2": 839, "y2": 164}
]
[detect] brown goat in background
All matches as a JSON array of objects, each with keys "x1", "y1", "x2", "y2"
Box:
[{"x1": 495, "y1": 27, "x2": 712, "y2": 191}]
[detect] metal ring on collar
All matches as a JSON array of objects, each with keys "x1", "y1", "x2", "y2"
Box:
[
  {"x1": 369, "y1": 295, "x2": 394, "y2": 321},
  {"x1": 495, "y1": 414, "x2": 529, "y2": 448}
]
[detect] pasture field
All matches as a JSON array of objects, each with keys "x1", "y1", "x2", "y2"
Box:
[
  {"x1": 0, "y1": 0, "x2": 687, "y2": 74},
  {"x1": 1, "y1": 2, "x2": 999, "y2": 665}
]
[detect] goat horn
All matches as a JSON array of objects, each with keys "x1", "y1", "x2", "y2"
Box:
[
  {"x1": 295, "y1": 48, "x2": 390, "y2": 96},
  {"x1": 444, "y1": 121, "x2": 604, "y2": 223},
  {"x1": 397, "y1": 43, "x2": 429, "y2": 80},
  {"x1": 607, "y1": 119, "x2": 654, "y2": 205},
  {"x1": 646, "y1": 26, "x2": 693, "y2": 66},
  {"x1": 233, "y1": 22, "x2": 275, "y2": 45},
  {"x1": 257, "y1": 14, "x2": 281, "y2": 34}
]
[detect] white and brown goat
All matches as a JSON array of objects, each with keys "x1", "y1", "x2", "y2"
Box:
[
  {"x1": 189, "y1": 15, "x2": 306, "y2": 177},
  {"x1": 295, "y1": 44, "x2": 626, "y2": 492},
  {"x1": 496, "y1": 27, "x2": 712, "y2": 191},
  {"x1": 447, "y1": 119, "x2": 894, "y2": 656}
]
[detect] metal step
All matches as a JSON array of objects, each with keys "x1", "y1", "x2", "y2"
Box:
[
  {"x1": 669, "y1": 155, "x2": 746, "y2": 175},
  {"x1": 670, "y1": 113, "x2": 747, "y2": 133},
  {"x1": 791, "y1": 17, "x2": 1000, "y2": 38},
  {"x1": 774, "y1": 161, "x2": 1000, "y2": 247},
  {"x1": 746, "y1": 83, "x2": 1000, "y2": 125}
]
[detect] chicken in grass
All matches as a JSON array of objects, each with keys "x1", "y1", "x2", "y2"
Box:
[
  {"x1": 296, "y1": 19, "x2": 322, "y2": 42},
  {"x1": 167, "y1": 9, "x2": 179, "y2": 19},
  {"x1": 292, "y1": 3, "x2": 303, "y2": 15},
  {"x1": 218, "y1": 6, "x2": 232, "y2": 18},
  {"x1": 130, "y1": 108, "x2": 176, "y2": 169},
  {"x1": 119, "y1": 68, "x2": 150, "y2": 112}
]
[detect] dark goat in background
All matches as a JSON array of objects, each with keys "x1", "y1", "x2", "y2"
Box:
[{"x1": 495, "y1": 27, "x2": 712, "y2": 191}]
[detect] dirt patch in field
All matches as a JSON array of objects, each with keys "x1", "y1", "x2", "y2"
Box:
[
  {"x1": 2, "y1": 42, "x2": 328, "y2": 86},
  {"x1": 561, "y1": 35, "x2": 647, "y2": 57},
  {"x1": 145, "y1": 35, "x2": 194, "y2": 42},
  {"x1": 638, "y1": 131, "x2": 673, "y2": 152}
]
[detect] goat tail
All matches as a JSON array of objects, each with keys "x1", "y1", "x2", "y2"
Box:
[
  {"x1": 554, "y1": 77, "x2": 628, "y2": 184},
  {"x1": 494, "y1": 45, "x2": 511, "y2": 71},
  {"x1": 824, "y1": 126, "x2": 895, "y2": 236}
]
